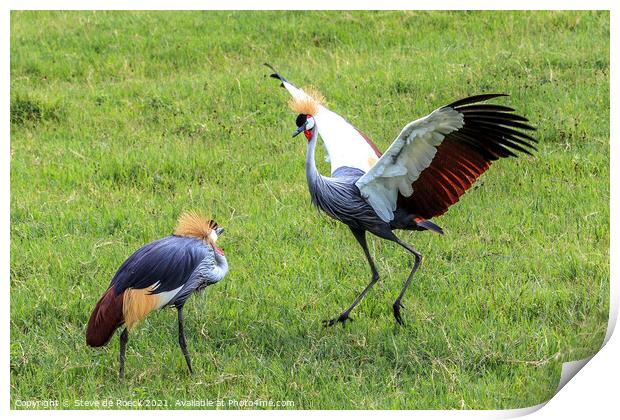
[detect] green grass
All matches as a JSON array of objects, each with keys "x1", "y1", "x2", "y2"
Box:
[{"x1": 10, "y1": 10, "x2": 609, "y2": 410}]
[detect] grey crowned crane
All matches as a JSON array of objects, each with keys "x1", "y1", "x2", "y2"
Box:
[
  {"x1": 86, "y1": 212, "x2": 229, "y2": 377},
  {"x1": 266, "y1": 64, "x2": 536, "y2": 326}
]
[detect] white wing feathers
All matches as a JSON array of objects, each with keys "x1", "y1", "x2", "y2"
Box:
[
  {"x1": 355, "y1": 107, "x2": 464, "y2": 222},
  {"x1": 280, "y1": 79, "x2": 306, "y2": 102},
  {"x1": 313, "y1": 105, "x2": 378, "y2": 174},
  {"x1": 278, "y1": 79, "x2": 378, "y2": 175}
]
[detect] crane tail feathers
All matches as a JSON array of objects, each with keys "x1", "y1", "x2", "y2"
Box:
[
  {"x1": 416, "y1": 218, "x2": 444, "y2": 235},
  {"x1": 86, "y1": 287, "x2": 124, "y2": 347}
]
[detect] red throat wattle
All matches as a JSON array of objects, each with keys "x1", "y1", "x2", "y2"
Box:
[{"x1": 304, "y1": 130, "x2": 312, "y2": 141}]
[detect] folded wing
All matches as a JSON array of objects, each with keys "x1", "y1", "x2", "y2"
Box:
[
  {"x1": 355, "y1": 94, "x2": 537, "y2": 222},
  {"x1": 110, "y1": 236, "x2": 210, "y2": 300}
]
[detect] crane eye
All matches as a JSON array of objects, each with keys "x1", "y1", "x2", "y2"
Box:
[{"x1": 305, "y1": 117, "x2": 315, "y2": 130}]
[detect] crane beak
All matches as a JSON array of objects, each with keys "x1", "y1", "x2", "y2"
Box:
[
  {"x1": 215, "y1": 227, "x2": 224, "y2": 236},
  {"x1": 292, "y1": 125, "x2": 306, "y2": 137}
]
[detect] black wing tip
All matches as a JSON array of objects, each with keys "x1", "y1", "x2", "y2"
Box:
[
  {"x1": 264, "y1": 62, "x2": 277, "y2": 72},
  {"x1": 450, "y1": 93, "x2": 539, "y2": 139},
  {"x1": 264, "y1": 63, "x2": 287, "y2": 86},
  {"x1": 446, "y1": 93, "x2": 509, "y2": 109},
  {"x1": 456, "y1": 104, "x2": 517, "y2": 113},
  {"x1": 447, "y1": 93, "x2": 539, "y2": 157}
]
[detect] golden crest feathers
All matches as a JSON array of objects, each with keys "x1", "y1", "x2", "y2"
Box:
[
  {"x1": 174, "y1": 211, "x2": 217, "y2": 242},
  {"x1": 288, "y1": 87, "x2": 325, "y2": 116}
]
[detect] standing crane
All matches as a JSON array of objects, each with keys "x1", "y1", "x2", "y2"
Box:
[
  {"x1": 265, "y1": 64, "x2": 536, "y2": 326},
  {"x1": 86, "y1": 212, "x2": 229, "y2": 377}
]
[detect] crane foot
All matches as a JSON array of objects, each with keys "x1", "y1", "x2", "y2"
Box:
[
  {"x1": 393, "y1": 301, "x2": 406, "y2": 326},
  {"x1": 323, "y1": 312, "x2": 354, "y2": 327}
]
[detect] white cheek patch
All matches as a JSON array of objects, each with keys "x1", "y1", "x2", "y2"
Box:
[
  {"x1": 306, "y1": 117, "x2": 315, "y2": 130},
  {"x1": 209, "y1": 231, "x2": 218, "y2": 243}
]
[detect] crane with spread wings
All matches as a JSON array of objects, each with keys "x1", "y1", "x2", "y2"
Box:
[{"x1": 266, "y1": 64, "x2": 537, "y2": 326}]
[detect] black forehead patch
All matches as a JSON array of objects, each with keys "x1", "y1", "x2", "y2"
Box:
[{"x1": 295, "y1": 114, "x2": 308, "y2": 127}]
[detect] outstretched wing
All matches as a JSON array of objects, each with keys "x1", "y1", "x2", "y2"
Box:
[
  {"x1": 265, "y1": 63, "x2": 381, "y2": 175},
  {"x1": 355, "y1": 94, "x2": 537, "y2": 222}
]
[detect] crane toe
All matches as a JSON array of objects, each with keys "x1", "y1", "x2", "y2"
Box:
[
  {"x1": 322, "y1": 312, "x2": 354, "y2": 328},
  {"x1": 393, "y1": 301, "x2": 406, "y2": 326}
]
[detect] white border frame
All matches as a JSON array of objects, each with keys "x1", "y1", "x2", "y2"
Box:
[{"x1": 3, "y1": 2, "x2": 616, "y2": 418}]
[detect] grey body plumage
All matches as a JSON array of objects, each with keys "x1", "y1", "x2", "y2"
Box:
[
  {"x1": 306, "y1": 133, "x2": 385, "y2": 234},
  {"x1": 173, "y1": 244, "x2": 229, "y2": 304}
]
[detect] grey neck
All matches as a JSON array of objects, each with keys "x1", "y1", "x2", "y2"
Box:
[
  {"x1": 208, "y1": 248, "x2": 229, "y2": 284},
  {"x1": 214, "y1": 249, "x2": 228, "y2": 271},
  {"x1": 305, "y1": 128, "x2": 321, "y2": 196}
]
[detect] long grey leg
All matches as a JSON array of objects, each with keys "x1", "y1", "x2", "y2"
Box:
[
  {"x1": 177, "y1": 306, "x2": 193, "y2": 374},
  {"x1": 324, "y1": 228, "x2": 380, "y2": 327},
  {"x1": 119, "y1": 328, "x2": 128, "y2": 378},
  {"x1": 391, "y1": 237, "x2": 423, "y2": 325}
]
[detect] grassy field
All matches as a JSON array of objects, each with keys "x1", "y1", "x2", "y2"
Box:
[{"x1": 10, "y1": 11, "x2": 609, "y2": 409}]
